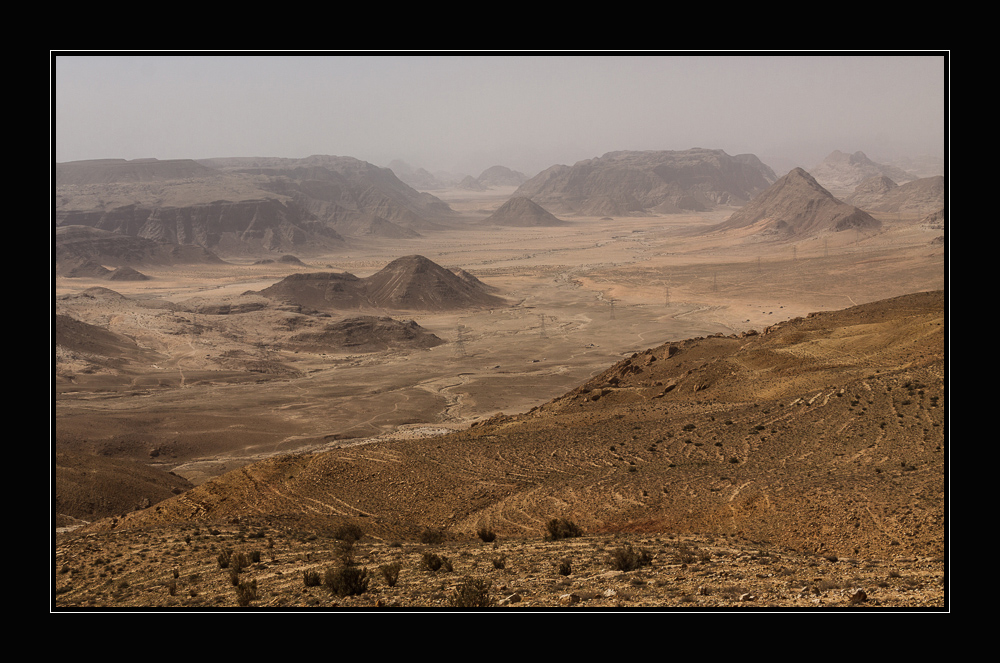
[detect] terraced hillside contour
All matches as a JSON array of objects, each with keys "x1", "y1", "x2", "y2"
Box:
[{"x1": 83, "y1": 290, "x2": 945, "y2": 564}]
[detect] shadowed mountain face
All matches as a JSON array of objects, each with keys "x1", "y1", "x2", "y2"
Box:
[
  {"x1": 717, "y1": 167, "x2": 881, "y2": 238},
  {"x1": 55, "y1": 156, "x2": 456, "y2": 255},
  {"x1": 55, "y1": 225, "x2": 226, "y2": 274},
  {"x1": 512, "y1": 149, "x2": 777, "y2": 216},
  {"x1": 257, "y1": 255, "x2": 507, "y2": 312},
  {"x1": 85, "y1": 290, "x2": 944, "y2": 562}
]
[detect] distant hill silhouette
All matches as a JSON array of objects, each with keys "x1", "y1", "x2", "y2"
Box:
[
  {"x1": 809, "y1": 150, "x2": 915, "y2": 191},
  {"x1": 462, "y1": 165, "x2": 530, "y2": 189},
  {"x1": 482, "y1": 197, "x2": 566, "y2": 227},
  {"x1": 845, "y1": 175, "x2": 945, "y2": 217},
  {"x1": 55, "y1": 158, "x2": 218, "y2": 185}
]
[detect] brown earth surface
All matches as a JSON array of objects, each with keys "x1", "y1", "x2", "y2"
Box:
[{"x1": 53, "y1": 185, "x2": 947, "y2": 610}]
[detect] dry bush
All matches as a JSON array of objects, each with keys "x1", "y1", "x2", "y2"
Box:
[
  {"x1": 449, "y1": 577, "x2": 495, "y2": 608},
  {"x1": 324, "y1": 566, "x2": 369, "y2": 597},
  {"x1": 607, "y1": 544, "x2": 653, "y2": 572},
  {"x1": 545, "y1": 518, "x2": 582, "y2": 541},
  {"x1": 379, "y1": 562, "x2": 401, "y2": 587},
  {"x1": 235, "y1": 579, "x2": 258, "y2": 606}
]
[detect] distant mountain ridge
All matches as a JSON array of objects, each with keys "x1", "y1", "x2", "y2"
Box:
[
  {"x1": 512, "y1": 148, "x2": 777, "y2": 216},
  {"x1": 809, "y1": 150, "x2": 916, "y2": 191},
  {"x1": 55, "y1": 156, "x2": 456, "y2": 255}
]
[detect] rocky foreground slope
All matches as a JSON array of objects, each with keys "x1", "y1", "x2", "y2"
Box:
[{"x1": 55, "y1": 290, "x2": 946, "y2": 609}]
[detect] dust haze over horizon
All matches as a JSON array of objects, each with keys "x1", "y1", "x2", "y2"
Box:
[{"x1": 53, "y1": 53, "x2": 947, "y2": 180}]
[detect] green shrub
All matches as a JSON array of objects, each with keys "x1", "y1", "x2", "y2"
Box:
[
  {"x1": 449, "y1": 577, "x2": 495, "y2": 608},
  {"x1": 324, "y1": 566, "x2": 369, "y2": 597},
  {"x1": 545, "y1": 518, "x2": 582, "y2": 541}
]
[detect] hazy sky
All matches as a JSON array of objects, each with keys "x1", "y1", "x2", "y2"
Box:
[{"x1": 52, "y1": 53, "x2": 947, "y2": 178}]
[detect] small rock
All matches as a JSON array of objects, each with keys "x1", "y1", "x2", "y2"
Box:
[
  {"x1": 848, "y1": 589, "x2": 867, "y2": 604},
  {"x1": 559, "y1": 593, "x2": 581, "y2": 606}
]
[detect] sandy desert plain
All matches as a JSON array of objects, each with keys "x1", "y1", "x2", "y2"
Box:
[{"x1": 53, "y1": 183, "x2": 947, "y2": 610}]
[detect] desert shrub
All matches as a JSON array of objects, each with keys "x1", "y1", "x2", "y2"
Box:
[
  {"x1": 235, "y1": 579, "x2": 258, "y2": 606},
  {"x1": 335, "y1": 539, "x2": 356, "y2": 567},
  {"x1": 303, "y1": 570, "x2": 321, "y2": 587},
  {"x1": 674, "y1": 544, "x2": 696, "y2": 564},
  {"x1": 477, "y1": 526, "x2": 497, "y2": 543},
  {"x1": 379, "y1": 562, "x2": 401, "y2": 587},
  {"x1": 449, "y1": 577, "x2": 495, "y2": 608},
  {"x1": 333, "y1": 523, "x2": 364, "y2": 543},
  {"x1": 608, "y1": 544, "x2": 653, "y2": 572},
  {"x1": 217, "y1": 550, "x2": 232, "y2": 569},
  {"x1": 491, "y1": 555, "x2": 506, "y2": 570},
  {"x1": 545, "y1": 518, "x2": 583, "y2": 541},
  {"x1": 420, "y1": 527, "x2": 446, "y2": 544},
  {"x1": 557, "y1": 558, "x2": 572, "y2": 576},
  {"x1": 229, "y1": 566, "x2": 242, "y2": 586},
  {"x1": 249, "y1": 550, "x2": 262, "y2": 564},
  {"x1": 422, "y1": 551, "x2": 452, "y2": 573},
  {"x1": 324, "y1": 566, "x2": 369, "y2": 597}
]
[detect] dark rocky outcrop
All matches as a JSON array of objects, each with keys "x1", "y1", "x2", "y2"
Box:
[
  {"x1": 287, "y1": 316, "x2": 445, "y2": 353},
  {"x1": 257, "y1": 255, "x2": 506, "y2": 312}
]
